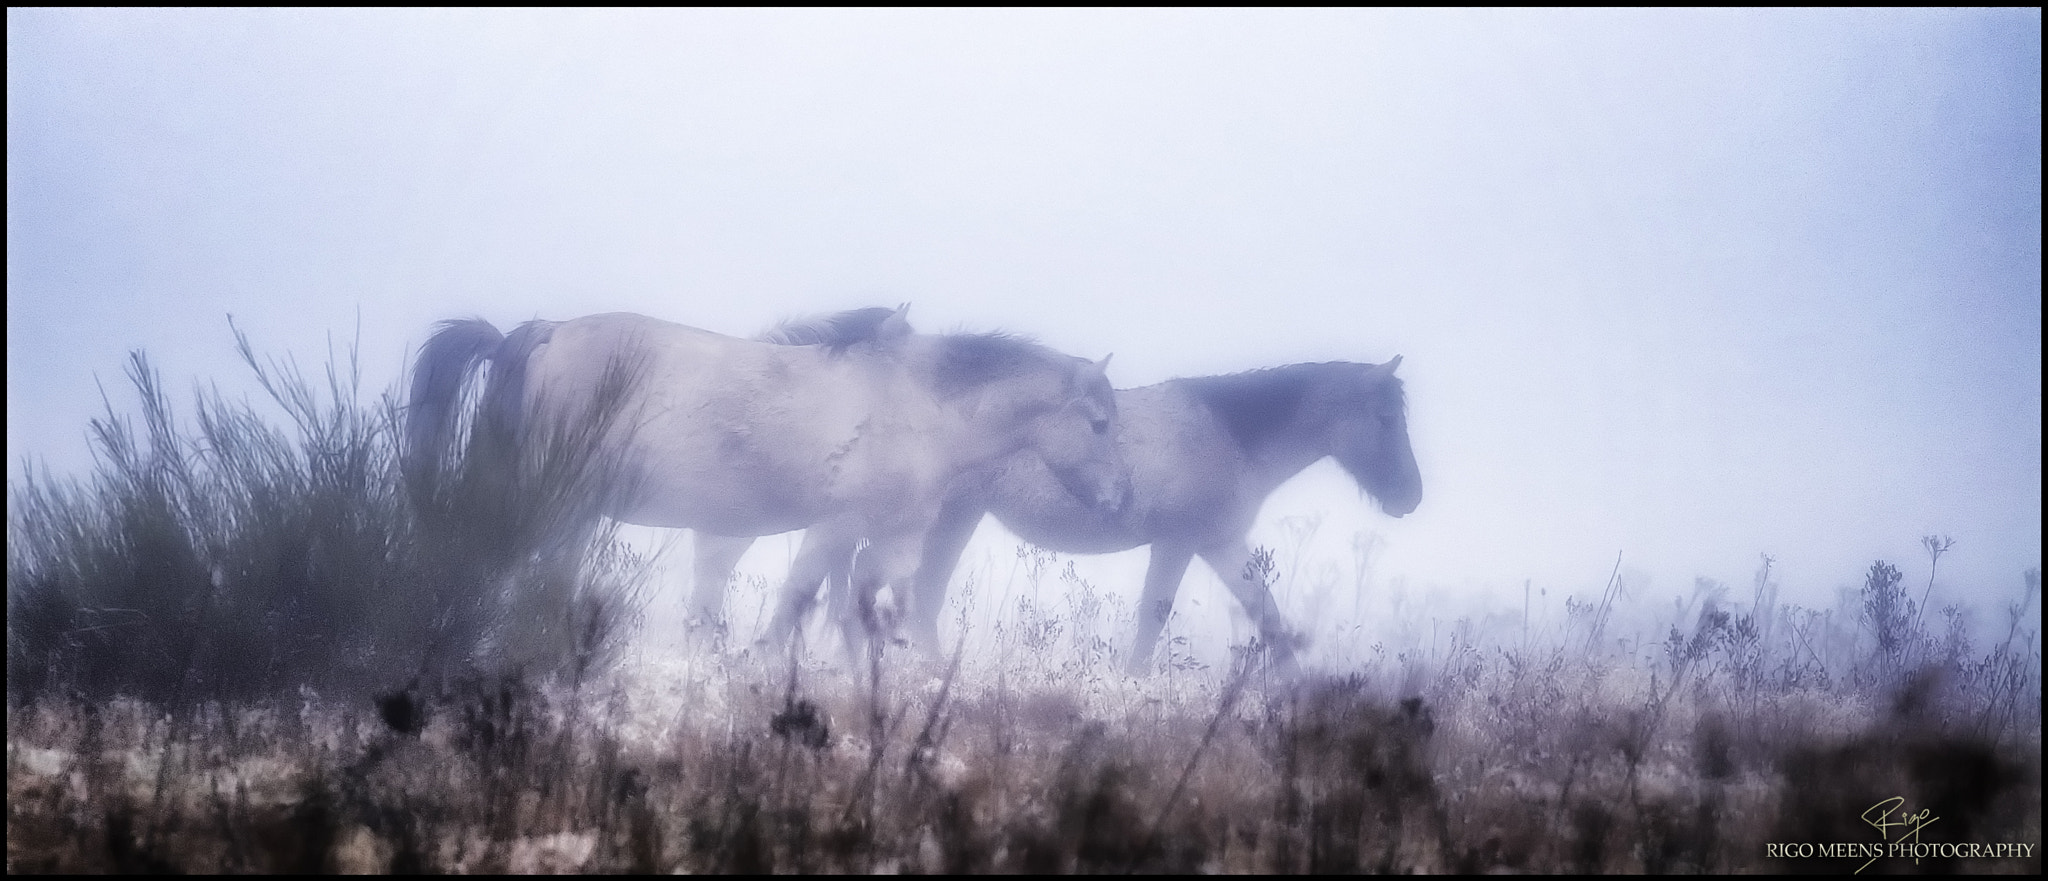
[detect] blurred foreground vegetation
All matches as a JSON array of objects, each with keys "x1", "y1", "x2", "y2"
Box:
[{"x1": 7, "y1": 336, "x2": 2042, "y2": 872}]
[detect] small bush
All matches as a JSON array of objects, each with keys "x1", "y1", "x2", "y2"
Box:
[{"x1": 7, "y1": 325, "x2": 650, "y2": 707}]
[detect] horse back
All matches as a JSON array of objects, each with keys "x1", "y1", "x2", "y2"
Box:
[
  {"x1": 979, "y1": 380, "x2": 1247, "y2": 552},
  {"x1": 523, "y1": 312, "x2": 946, "y2": 534}
]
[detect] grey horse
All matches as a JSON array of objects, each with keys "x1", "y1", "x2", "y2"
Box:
[{"x1": 405, "y1": 308, "x2": 1130, "y2": 659}]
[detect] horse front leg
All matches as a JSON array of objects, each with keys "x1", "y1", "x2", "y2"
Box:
[
  {"x1": 758, "y1": 527, "x2": 858, "y2": 654},
  {"x1": 690, "y1": 532, "x2": 757, "y2": 641},
  {"x1": 1127, "y1": 543, "x2": 1195, "y2": 674},
  {"x1": 905, "y1": 495, "x2": 986, "y2": 656},
  {"x1": 1199, "y1": 540, "x2": 1301, "y2": 674},
  {"x1": 840, "y1": 535, "x2": 923, "y2": 670}
]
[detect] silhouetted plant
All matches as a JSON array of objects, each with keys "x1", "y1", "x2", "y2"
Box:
[{"x1": 1859, "y1": 560, "x2": 1917, "y2": 688}]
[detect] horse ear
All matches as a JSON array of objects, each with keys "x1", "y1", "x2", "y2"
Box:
[
  {"x1": 1367, "y1": 355, "x2": 1402, "y2": 382},
  {"x1": 879, "y1": 304, "x2": 914, "y2": 342},
  {"x1": 1074, "y1": 353, "x2": 1112, "y2": 386}
]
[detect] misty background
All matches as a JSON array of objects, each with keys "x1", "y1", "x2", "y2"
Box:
[{"x1": 8, "y1": 9, "x2": 2040, "y2": 661}]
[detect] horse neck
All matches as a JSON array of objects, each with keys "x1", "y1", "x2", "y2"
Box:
[
  {"x1": 957, "y1": 378, "x2": 1060, "y2": 470},
  {"x1": 904, "y1": 338, "x2": 1060, "y2": 472},
  {"x1": 1174, "y1": 363, "x2": 1381, "y2": 496},
  {"x1": 1236, "y1": 414, "x2": 1342, "y2": 495}
]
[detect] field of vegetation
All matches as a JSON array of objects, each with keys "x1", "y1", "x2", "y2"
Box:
[{"x1": 8, "y1": 337, "x2": 2041, "y2": 873}]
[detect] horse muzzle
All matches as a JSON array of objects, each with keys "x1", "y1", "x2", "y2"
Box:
[
  {"x1": 1379, "y1": 486, "x2": 1421, "y2": 518},
  {"x1": 1100, "y1": 475, "x2": 1135, "y2": 516},
  {"x1": 1058, "y1": 465, "x2": 1133, "y2": 517}
]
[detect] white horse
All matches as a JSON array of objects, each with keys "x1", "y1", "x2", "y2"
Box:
[
  {"x1": 404, "y1": 308, "x2": 1130, "y2": 658},
  {"x1": 699, "y1": 357, "x2": 1419, "y2": 672}
]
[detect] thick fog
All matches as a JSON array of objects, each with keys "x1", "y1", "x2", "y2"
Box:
[{"x1": 8, "y1": 9, "x2": 2040, "y2": 660}]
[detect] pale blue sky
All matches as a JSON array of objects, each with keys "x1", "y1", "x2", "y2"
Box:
[{"x1": 8, "y1": 9, "x2": 2040, "y2": 649}]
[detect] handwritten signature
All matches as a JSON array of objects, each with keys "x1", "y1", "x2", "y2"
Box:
[{"x1": 1858, "y1": 797, "x2": 1939, "y2": 873}]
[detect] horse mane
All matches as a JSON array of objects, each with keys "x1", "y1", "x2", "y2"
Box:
[
  {"x1": 926, "y1": 331, "x2": 1060, "y2": 398},
  {"x1": 758, "y1": 306, "x2": 900, "y2": 354},
  {"x1": 758, "y1": 310, "x2": 1064, "y2": 397},
  {"x1": 1180, "y1": 361, "x2": 1404, "y2": 453}
]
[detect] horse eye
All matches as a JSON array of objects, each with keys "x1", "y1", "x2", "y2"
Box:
[{"x1": 1091, "y1": 417, "x2": 1109, "y2": 435}]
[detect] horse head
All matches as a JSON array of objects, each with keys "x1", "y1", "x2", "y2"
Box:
[
  {"x1": 927, "y1": 332, "x2": 1130, "y2": 516},
  {"x1": 1031, "y1": 352, "x2": 1132, "y2": 515},
  {"x1": 1328, "y1": 356, "x2": 1421, "y2": 517}
]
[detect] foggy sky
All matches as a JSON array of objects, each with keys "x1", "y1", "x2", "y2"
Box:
[{"x1": 8, "y1": 9, "x2": 2040, "y2": 638}]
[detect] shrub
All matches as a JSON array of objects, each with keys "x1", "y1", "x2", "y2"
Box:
[{"x1": 7, "y1": 325, "x2": 649, "y2": 706}]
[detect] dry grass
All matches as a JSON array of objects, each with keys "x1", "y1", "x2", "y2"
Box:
[
  {"x1": 9, "y1": 618, "x2": 2041, "y2": 874},
  {"x1": 8, "y1": 332, "x2": 2041, "y2": 873}
]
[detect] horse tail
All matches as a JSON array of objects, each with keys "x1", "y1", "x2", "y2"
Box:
[
  {"x1": 404, "y1": 318, "x2": 508, "y2": 507},
  {"x1": 483, "y1": 320, "x2": 566, "y2": 473}
]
